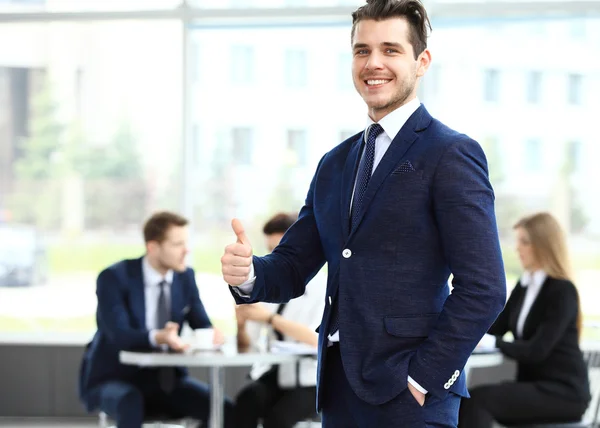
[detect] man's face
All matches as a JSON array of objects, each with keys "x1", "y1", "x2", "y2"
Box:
[
  {"x1": 149, "y1": 225, "x2": 189, "y2": 273},
  {"x1": 351, "y1": 18, "x2": 430, "y2": 122},
  {"x1": 265, "y1": 233, "x2": 284, "y2": 253}
]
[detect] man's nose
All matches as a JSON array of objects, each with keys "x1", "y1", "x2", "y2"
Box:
[{"x1": 365, "y1": 51, "x2": 384, "y2": 70}]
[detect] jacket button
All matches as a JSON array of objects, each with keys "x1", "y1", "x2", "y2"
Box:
[
  {"x1": 342, "y1": 249, "x2": 352, "y2": 258},
  {"x1": 328, "y1": 296, "x2": 332, "y2": 305},
  {"x1": 454, "y1": 370, "x2": 460, "y2": 376},
  {"x1": 444, "y1": 383, "x2": 450, "y2": 390}
]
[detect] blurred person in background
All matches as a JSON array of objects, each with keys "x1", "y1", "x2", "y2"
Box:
[
  {"x1": 78, "y1": 211, "x2": 233, "y2": 428},
  {"x1": 459, "y1": 212, "x2": 590, "y2": 427},
  {"x1": 234, "y1": 212, "x2": 325, "y2": 428}
]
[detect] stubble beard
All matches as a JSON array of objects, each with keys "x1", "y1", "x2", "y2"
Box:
[{"x1": 369, "y1": 79, "x2": 416, "y2": 119}]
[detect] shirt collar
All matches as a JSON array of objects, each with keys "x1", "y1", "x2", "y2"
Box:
[
  {"x1": 365, "y1": 97, "x2": 421, "y2": 142},
  {"x1": 142, "y1": 256, "x2": 174, "y2": 288},
  {"x1": 520, "y1": 269, "x2": 547, "y2": 288}
]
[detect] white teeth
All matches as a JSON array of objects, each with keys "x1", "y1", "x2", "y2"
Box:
[{"x1": 367, "y1": 79, "x2": 390, "y2": 85}]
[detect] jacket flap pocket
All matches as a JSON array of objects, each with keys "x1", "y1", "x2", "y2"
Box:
[{"x1": 384, "y1": 314, "x2": 439, "y2": 338}]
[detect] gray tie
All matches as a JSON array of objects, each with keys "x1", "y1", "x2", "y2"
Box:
[
  {"x1": 157, "y1": 280, "x2": 170, "y2": 329},
  {"x1": 157, "y1": 280, "x2": 175, "y2": 393}
]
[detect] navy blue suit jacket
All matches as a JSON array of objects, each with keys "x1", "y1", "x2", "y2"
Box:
[
  {"x1": 79, "y1": 257, "x2": 211, "y2": 411},
  {"x1": 232, "y1": 105, "x2": 506, "y2": 407}
]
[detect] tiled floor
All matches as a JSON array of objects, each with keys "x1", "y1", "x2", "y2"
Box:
[
  {"x1": 0, "y1": 419, "x2": 97, "y2": 427},
  {"x1": 0, "y1": 420, "x2": 195, "y2": 427}
]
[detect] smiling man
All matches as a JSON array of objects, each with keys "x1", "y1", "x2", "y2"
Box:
[{"x1": 221, "y1": 0, "x2": 506, "y2": 427}]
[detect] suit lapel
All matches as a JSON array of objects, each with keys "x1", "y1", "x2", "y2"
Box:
[
  {"x1": 340, "y1": 134, "x2": 364, "y2": 240},
  {"x1": 349, "y1": 105, "x2": 428, "y2": 235},
  {"x1": 127, "y1": 258, "x2": 146, "y2": 327},
  {"x1": 170, "y1": 273, "x2": 183, "y2": 322},
  {"x1": 521, "y1": 277, "x2": 550, "y2": 338},
  {"x1": 509, "y1": 284, "x2": 524, "y2": 333}
]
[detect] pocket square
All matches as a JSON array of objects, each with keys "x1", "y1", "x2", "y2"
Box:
[{"x1": 392, "y1": 160, "x2": 416, "y2": 174}]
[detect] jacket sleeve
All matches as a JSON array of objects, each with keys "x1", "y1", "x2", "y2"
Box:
[
  {"x1": 96, "y1": 269, "x2": 152, "y2": 351},
  {"x1": 487, "y1": 284, "x2": 521, "y2": 336},
  {"x1": 407, "y1": 137, "x2": 507, "y2": 399},
  {"x1": 497, "y1": 282, "x2": 579, "y2": 364}
]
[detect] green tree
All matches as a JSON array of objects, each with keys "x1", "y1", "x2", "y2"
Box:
[
  {"x1": 13, "y1": 84, "x2": 63, "y2": 180},
  {"x1": 9, "y1": 75, "x2": 64, "y2": 229},
  {"x1": 78, "y1": 120, "x2": 147, "y2": 229}
]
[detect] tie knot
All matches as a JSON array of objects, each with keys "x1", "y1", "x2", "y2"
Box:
[
  {"x1": 159, "y1": 280, "x2": 168, "y2": 289},
  {"x1": 368, "y1": 123, "x2": 384, "y2": 142}
]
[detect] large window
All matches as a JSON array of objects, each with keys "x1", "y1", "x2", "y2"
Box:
[
  {"x1": 0, "y1": 20, "x2": 182, "y2": 333},
  {"x1": 483, "y1": 68, "x2": 500, "y2": 103},
  {"x1": 286, "y1": 129, "x2": 308, "y2": 167},
  {"x1": 0, "y1": 0, "x2": 181, "y2": 12},
  {"x1": 231, "y1": 127, "x2": 254, "y2": 165},
  {"x1": 284, "y1": 49, "x2": 308, "y2": 88},
  {"x1": 231, "y1": 45, "x2": 255, "y2": 85},
  {"x1": 1, "y1": 6, "x2": 599, "y2": 343},
  {"x1": 524, "y1": 138, "x2": 542, "y2": 171},
  {"x1": 190, "y1": 0, "x2": 363, "y2": 8},
  {"x1": 526, "y1": 71, "x2": 543, "y2": 104},
  {"x1": 567, "y1": 73, "x2": 583, "y2": 106},
  {"x1": 338, "y1": 52, "x2": 353, "y2": 90}
]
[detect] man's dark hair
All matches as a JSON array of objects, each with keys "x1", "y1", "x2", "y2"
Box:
[
  {"x1": 263, "y1": 212, "x2": 298, "y2": 236},
  {"x1": 143, "y1": 211, "x2": 188, "y2": 243},
  {"x1": 351, "y1": 0, "x2": 432, "y2": 59}
]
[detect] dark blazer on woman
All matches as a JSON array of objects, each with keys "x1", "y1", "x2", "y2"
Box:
[{"x1": 488, "y1": 276, "x2": 591, "y2": 404}]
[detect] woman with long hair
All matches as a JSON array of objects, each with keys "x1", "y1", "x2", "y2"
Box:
[{"x1": 459, "y1": 212, "x2": 591, "y2": 427}]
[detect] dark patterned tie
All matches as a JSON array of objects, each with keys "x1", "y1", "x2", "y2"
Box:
[
  {"x1": 329, "y1": 123, "x2": 384, "y2": 336},
  {"x1": 157, "y1": 280, "x2": 175, "y2": 393},
  {"x1": 350, "y1": 123, "x2": 383, "y2": 232}
]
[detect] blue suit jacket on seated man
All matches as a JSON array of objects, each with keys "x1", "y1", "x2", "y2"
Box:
[
  {"x1": 223, "y1": 2, "x2": 507, "y2": 427},
  {"x1": 79, "y1": 212, "x2": 233, "y2": 428},
  {"x1": 79, "y1": 258, "x2": 206, "y2": 398}
]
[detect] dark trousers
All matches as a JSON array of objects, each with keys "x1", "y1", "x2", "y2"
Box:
[
  {"x1": 88, "y1": 371, "x2": 234, "y2": 428},
  {"x1": 321, "y1": 344, "x2": 461, "y2": 428},
  {"x1": 234, "y1": 366, "x2": 318, "y2": 428},
  {"x1": 458, "y1": 382, "x2": 588, "y2": 428}
]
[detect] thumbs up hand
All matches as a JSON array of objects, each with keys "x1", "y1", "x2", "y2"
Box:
[{"x1": 221, "y1": 218, "x2": 254, "y2": 286}]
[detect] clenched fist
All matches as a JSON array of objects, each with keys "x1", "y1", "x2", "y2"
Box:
[{"x1": 221, "y1": 218, "x2": 253, "y2": 286}]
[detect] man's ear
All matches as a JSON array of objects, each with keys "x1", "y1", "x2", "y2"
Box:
[
  {"x1": 146, "y1": 240, "x2": 158, "y2": 255},
  {"x1": 416, "y1": 48, "x2": 432, "y2": 78}
]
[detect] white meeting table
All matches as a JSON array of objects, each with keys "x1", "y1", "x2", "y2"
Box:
[
  {"x1": 120, "y1": 345, "x2": 301, "y2": 428},
  {"x1": 120, "y1": 346, "x2": 503, "y2": 428}
]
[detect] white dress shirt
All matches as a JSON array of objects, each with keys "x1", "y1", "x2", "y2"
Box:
[
  {"x1": 142, "y1": 256, "x2": 174, "y2": 347},
  {"x1": 516, "y1": 269, "x2": 547, "y2": 338},
  {"x1": 479, "y1": 269, "x2": 547, "y2": 349},
  {"x1": 236, "y1": 97, "x2": 427, "y2": 392},
  {"x1": 246, "y1": 272, "x2": 326, "y2": 388}
]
